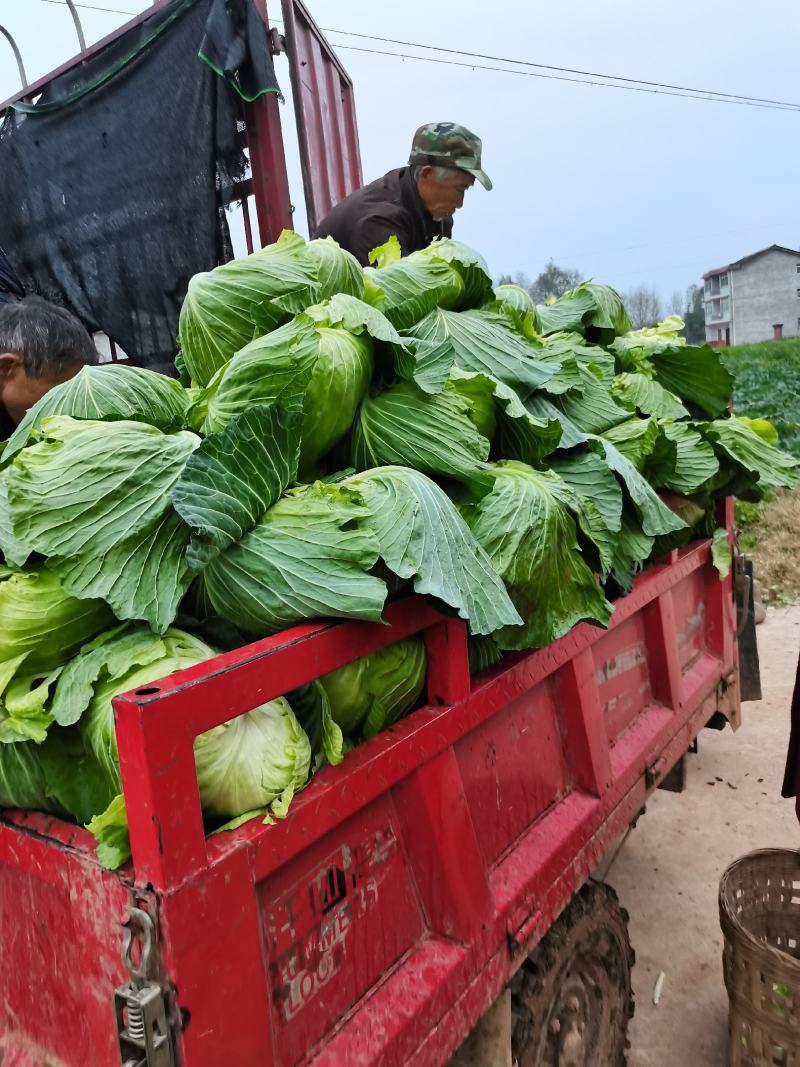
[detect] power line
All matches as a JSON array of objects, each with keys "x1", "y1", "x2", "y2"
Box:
[
  {"x1": 26, "y1": 2, "x2": 800, "y2": 113},
  {"x1": 316, "y1": 27, "x2": 800, "y2": 112},
  {"x1": 35, "y1": 0, "x2": 137, "y2": 13},
  {"x1": 330, "y1": 43, "x2": 800, "y2": 113}
]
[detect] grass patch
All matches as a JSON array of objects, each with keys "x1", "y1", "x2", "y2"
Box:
[
  {"x1": 736, "y1": 489, "x2": 800, "y2": 603},
  {"x1": 722, "y1": 338, "x2": 800, "y2": 457}
]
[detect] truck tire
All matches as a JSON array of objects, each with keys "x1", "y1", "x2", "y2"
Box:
[{"x1": 509, "y1": 881, "x2": 635, "y2": 1067}]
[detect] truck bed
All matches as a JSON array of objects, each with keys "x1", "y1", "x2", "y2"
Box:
[{"x1": 0, "y1": 535, "x2": 738, "y2": 1067}]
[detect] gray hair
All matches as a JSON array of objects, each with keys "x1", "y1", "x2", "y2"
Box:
[
  {"x1": 412, "y1": 164, "x2": 458, "y2": 183},
  {"x1": 0, "y1": 295, "x2": 97, "y2": 378}
]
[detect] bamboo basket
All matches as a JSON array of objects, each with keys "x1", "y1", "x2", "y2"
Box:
[{"x1": 720, "y1": 849, "x2": 800, "y2": 1066}]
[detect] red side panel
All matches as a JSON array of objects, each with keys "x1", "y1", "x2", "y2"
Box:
[
  {"x1": 280, "y1": 0, "x2": 362, "y2": 233},
  {"x1": 0, "y1": 814, "x2": 129, "y2": 1067}
]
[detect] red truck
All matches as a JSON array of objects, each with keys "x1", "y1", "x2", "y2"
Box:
[{"x1": 0, "y1": 4, "x2": 759, "y2": 1065}]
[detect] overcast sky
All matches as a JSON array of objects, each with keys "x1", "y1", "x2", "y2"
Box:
[{"x1": 1, "y1": 0, "x2": 799, "y2": 305}]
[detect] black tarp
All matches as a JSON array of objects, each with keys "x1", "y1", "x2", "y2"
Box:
[
  {"x1": 0, "y1": 247, "x2": 24, "y2": 304},
  {"x1": 0, "y1": 0, "x2": 280, "y2": 374}
]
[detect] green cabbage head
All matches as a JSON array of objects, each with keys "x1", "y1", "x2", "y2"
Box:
[
  {"x1": 319, "y1": 637, "x2": 426, "y2": 739},
  {"x1": 57, "y1": 627, "x2": 311, "y2": 819},
  {"x1": 0, "y1": 564, "x2": 114, "y2": 674}
]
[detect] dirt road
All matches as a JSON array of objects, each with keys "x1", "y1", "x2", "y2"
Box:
[{"x1": 609, "y1": 605, "x2": 800, "y2": 1066}]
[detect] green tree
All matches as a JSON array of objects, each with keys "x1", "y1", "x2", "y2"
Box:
[
  {"x1": 530, "y1": 260, "x2": 582, "y2": 303},
  {"x1": 497, "y1": 271, "x2": 533, "y2": 290},
  {"x1": 682, "y1": 284, "x2": 706, "y2": 344}
]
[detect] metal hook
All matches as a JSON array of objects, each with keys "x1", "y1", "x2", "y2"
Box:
[
  {"x1": 121, "y1": 906, "x2": 155, "y2": 984},
  {"x1": 64, "y1": 0, "x2": 87, "y2": 54},
  {"x1": 0, "y1": 24, "x2": 28, "y2": 90}
]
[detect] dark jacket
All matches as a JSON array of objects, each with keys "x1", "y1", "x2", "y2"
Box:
[
  {"x1": 782, "y1": 650, "x2": 800, "y2": 800},
  {"x1": 0, "y1": 403, "x2": 16, "y2": 441},
  {"x1": 313, "y1": 167, "x2": 452, "y2": 266}
]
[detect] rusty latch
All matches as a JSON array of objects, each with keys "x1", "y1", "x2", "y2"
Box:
[{"x1": 114, "y1": 907, "x2": 174, "y2": 1067}]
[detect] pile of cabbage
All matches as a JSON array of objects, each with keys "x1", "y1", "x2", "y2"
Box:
[{"x1": 0, "y1": 230, "x2": 796, "y2": 868}]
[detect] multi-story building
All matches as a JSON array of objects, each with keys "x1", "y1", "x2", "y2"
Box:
[{"x1": 703, "y1": 244, "x2": 800, "y2": 346}]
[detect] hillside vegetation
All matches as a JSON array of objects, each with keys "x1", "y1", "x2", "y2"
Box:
[
  {"x1": 723, "y1": 337, "x2": 800, "y2": 600},
  {"x1": 722, "y1": 337, "x2": 800, "y2": 457}
]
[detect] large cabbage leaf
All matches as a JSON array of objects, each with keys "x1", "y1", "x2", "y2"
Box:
[
  {"x1": 174, "y1": 405, "x2": 302, "y2": 570},
  {"x1": 448, "y1": 370, "x2": 563, "y2": 465},
  {"x1": 537, "y1": 332, "x2": 616, "y2": 386},
  {"x1": 490, "y1": 283, "x2": 540, "y2": 339},
  {"x1": 2, "y1": 364, "x2": 189, "y2": 463},
  {"x1": 524, "y1": 394, "x2": 586, "y2": 449},
  {"x1": 701, "y1": 417, "x2": 800, "y2": 491},
  {"x1": 460, "y1": 462, "x2": 613, "y2": 649},
  {"x1": 0, "y1": 726, "x2": 109, "y2": 822},
  {"x1": 602, "y1": 418, "x2": 676, "y2": 476},
  {"x1": 609, "y1": 514, "x2": 656, "y2": 592},
  {"x1": 537, "y1": 282, "x2": 631, "y2": 341},
  {"x1": 658, "y1": 422, "x2": 719, "y2": 493},
  {"x1": 202, "y1": 482, "x2": 386, "y2": 635},
  {"x1": 319, "y1": 637, "x2": 426, "y2": 738},
  {"x1": 588, "y1": 438, "x2": 687, "y2": 538},
  {"x1": 204, "y1": 302, "x2": 380, "y2": 474},
  {"x1": 0, "y1": 565, "x2": 113, "y2": 674},
  {"x1": 649, "y1": 345, "x2": 733, "y2": 419},
  {"x1": 203, "y1": 316, "x2": 320, "y2": 434},
  {"x1": 0, "y1": 564, "x2": 113, "y2": 743},
  {"x1": 398, "y1": 307, "x2": 560, "y2": 396},
  {"x1": 0, "y1": 471, "x2": 28, "y2": 567},
  {"x1": 174, "y1": 404, "x2": 388, "y2": 635},
  {"x1": 411, "y1": 238, "x2": 494, "y2": 307},
  {"x1": 364, "y1": 236, "x2": 465, "y2": 330},
  {"x1": 352, "y1": 379, "x2": 492, "y2": 491},
  {"x1": 610, "y1": 317, "x2": 686, "y2": 371},
  {"x1": 548, "y1": 450, "x2": 625, "y2": 577},
  {"x1": 5, "y1": 417, "x2": 199, "y2": 632},
  {"x1": 611, "y1": 372, "x2": 689, "y2": 420},
  {"x1": 177, "y1": 230, "x2": 318, "y2": 386},
  {"x1": 306, "y1": 237, "x2": 366, "y2": 301},
  {"x1": 344, "y1": 466, "x2": 522, "y2": 636},
  {"x1": 557, "y1": 366, "x2": 633, "y2": 435}
]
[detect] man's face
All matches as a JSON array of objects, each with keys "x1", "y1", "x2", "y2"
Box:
[
  {"x1": 416, "y1": 167, "x2": 475, "y2": 221},
  {"x1": 0, "y1": 352, "x2": 79, "y2": 425}
]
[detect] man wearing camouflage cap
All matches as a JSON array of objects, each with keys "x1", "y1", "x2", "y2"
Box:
[{"x1": 313, "y1": 122, "x2": 491, "y2": 266}]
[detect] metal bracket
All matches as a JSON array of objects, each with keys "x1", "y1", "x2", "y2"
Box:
[
  {"x1": 268, "y1": 27, "x2": 286, "y2": 55},
  {"x1": 733, "y1": 550, "x2": 762, "y2": 702},
  {"x1": 114, "y1": 907, "x2": 175, "y2": 1067},
  {"x1": 734, "y1": 551, "x2": 751, "y2": 638}
]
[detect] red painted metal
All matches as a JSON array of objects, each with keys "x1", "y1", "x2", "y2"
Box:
[
  {"x1": 0, "y1": 535, "x2": 739, "y2": 1066},
  {"x1": 280, "y1": 0, "x2": 363, "y2": 233}
]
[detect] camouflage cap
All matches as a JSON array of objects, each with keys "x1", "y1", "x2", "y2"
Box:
[{"x1": 408, "y1": 122, "x2": 492, "y2": 191}]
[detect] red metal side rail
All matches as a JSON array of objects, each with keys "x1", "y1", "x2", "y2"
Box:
[{"x1": 0, "y1": 535, "x2": 738, "y2": 1067}]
